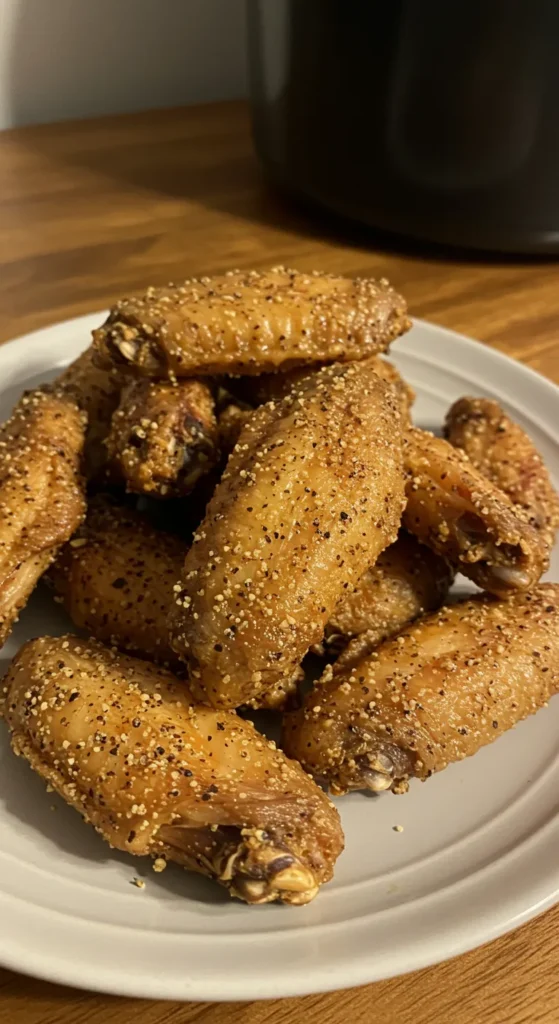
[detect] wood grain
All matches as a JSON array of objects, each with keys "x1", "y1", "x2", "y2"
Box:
[{"x1": 0, "y1": 100, "x2": 558, "y2": 1024}]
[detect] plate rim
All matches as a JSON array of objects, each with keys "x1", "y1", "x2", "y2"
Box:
[{"x1": 0, "y1": 311, "x2": 558, "y2": 1001}]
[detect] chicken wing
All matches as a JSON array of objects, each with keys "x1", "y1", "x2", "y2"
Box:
[
  {"x1": 56, "y1": 346, "x2": 124, "y2": 479},
  {"x1": 445, "y1": 397, "x2": 559, "y2": 549},
  {"x1": 402, "y1": 427, "x2": 547, "y2": 596},
  {"x1": 3, "y1": 636, "x2": 343, "y2": 905},
  {"x1": 49, "y1": 499, "x2": 185, "y2": 667},
  {"x1": 0, "y1": 552, "x2": 56, "y2": 647},
  {"x1": 92, "y1": 267, "x2": 410, "y2": 378},
  {"x1": 0, "y1": 388, "x2": 86, "y2": 646},
  {"x1": 370, "y1": 358, "x2": 415, "y2": 422},
  {"x1": 283, "y1": 584, "x2": 559, "y2": 795},
  {"x1": 324, "y1": 532, "x2": 453, "y2": 670},
  {"x1": 169, "y1": 360, "x2": 406, "y2": 710},
  {"x1": 230, "y1": 356, "x2": 415, "y2": 420},
  {"x1": 105, "y1": 378, "x2": 219, "y2": 498}
]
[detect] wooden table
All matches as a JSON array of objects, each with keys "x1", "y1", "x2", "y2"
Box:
[{"x1": 0, "y1": 100, "x2": 558, "y2": 1024}]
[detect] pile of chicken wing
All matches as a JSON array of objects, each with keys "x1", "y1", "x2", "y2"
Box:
[{"x1": 2, "y1": 267, "x2": 559, "y2": 907}]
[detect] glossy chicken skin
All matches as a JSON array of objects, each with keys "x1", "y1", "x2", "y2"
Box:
[
  {"x1": 93, "y1": 267, "x2": 410, "y2": 378},
  {"x1": 3, "y1": 636, "x2": 343, "y2": 905},
  {"x1": 169, "y1": 360, "x2": 406, "y2": 709},
  {"x1": 325, "y1": 532, "x2": 453, "y2": 670},
  {"x1": 283, "y1": 585, "x2": 559, "y2": 795},
  {"x1": 49, "y1": 499, "x2": 185, "y2": 667},
  {"x1": 445, "y1": 397, "x2": 559, "y2": 549},
  {"x1": 403, "y1": 428, "x2": 547, "y2": 597},
  {"x1": 0, "y1": 388, "x2": 86, "y2": 646},
  {"x1": 371, "y1": 358, "x2": 415, "y2": 422},
  {"x1": 106, "y1": 378, "x2": 219, "y2": 498}
]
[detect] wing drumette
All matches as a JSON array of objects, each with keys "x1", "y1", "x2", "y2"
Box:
[
  {"x1": 445, "y1": 397, "x2": 559, "y2": 549},
  {"x1": 324, "y1": 532, "x2": 453, "y2": 670},
  {"x1": 283, "y1": 584, "x2": 559, "y2": 795},
  {"x1": 403, "y1": 427, "x2": 547, "y2": 596},
  {"x1": 93, "y1": 268, "x2": 410, "y2": 378},
  {"x1": 105, "y1": 378, "x2": 219, "y2": 498},
  {"x1": 49, "y1": 499, "x2": 185, "y2": 667},
  {"x1": 3, "y1": 636, "x2": 343, "y2": 905},
  {"x1": 0, "y1": 388, "x2": 86, "y2": 645},
  {"x1": 169, "y1": 360, "x2": 406, "y2": 709}
]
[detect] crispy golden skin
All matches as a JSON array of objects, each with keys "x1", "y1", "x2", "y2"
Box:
[
  {"x1": 325, "y1": 532, "x2": 453, "y2": 670},
  {"x1": 4, "y1": 636, "x2": 343, "y2": 905},
  {"x1": 283, "y1": 584, "x2": 559, "y2": 795},
  {"x1": 92, "y1": 267, "x2": 410, "y2": 378},
  {"x1": 105, "y1": 378, "x2": 219, "y2": 498},
  {"x1": 49, "y1": 499, "x2": 185, "y2": 667},
  {"x1": 445, "y1": 397, "x2": 559, "y2": 549},
  {"x1": 372, "y1": 359, "x2": 415, "y2": 422},
  {"x1": 169, "y1": 360, "x2": 406, "y2": 710},
  {"x1": 56, "y1": 346, "x2": 124, "y2": 479},
  {"x1": 0, "y1": 389, "x2": 86, "y2": 646},
  {"x1": 403, "y1": 428, "x2": 547, "y2": 597}
]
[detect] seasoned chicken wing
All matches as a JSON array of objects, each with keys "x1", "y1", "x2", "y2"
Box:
[
  {"x1": 92, "y1": 267, "x2": 410, "y2": 378},
  {"x1": 105, "y1": 378, "x2": 219, "y2": 498},
  {"x1": 324, "y1": 532, "x2": 453, "y2": 670},
  {"x1": 445, "y1": 397, "x2": 559, "y2": 549},
  {"x1": 4, "y1": 636, "x2": 343, "y2": 905},
  {"x1": 370, "y1": 358, "x2": 415, "y2": 422},
  {"x1": 283, "y1": 584, "x2": 559, "y2": 795},
  {"x1": 0, "y1": 552, "x2": 56, "y2": 648},
  {"x1": 0, "y1": 388, "x2": 86, "y2": 646},
  {"x1": 169, "y1": 360, "x2": 406, "y2": 710},
  {"x1": 403, "y1": 427, "x2": 547, "y2": 596},
  {"x1": 230, "y1": 356, "x2": 415, "y2": 419},
  {"x1": 49, "y1": 499, "x2": 185, "y2": 667},
  {"x1": 56, "y1": 346, "x2": 124, "y2": 479}
]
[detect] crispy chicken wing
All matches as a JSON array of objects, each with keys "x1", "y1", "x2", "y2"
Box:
[
  {"x1": 371, "y1": 359, "x2": 415, "y2": 422},
  {"x1": 169, "y1": 360, "x2": 406, "y2": 710},
  {"x1": 0, "y1": 389, "x2": 86, "y2": 646},
  {"x1": 403, "y1": 427, "x2": 547, "y2": 596},
  {"x1": 4, "y1": 636, "x2": 343, "y2": 905},
  {"x1": 105, "y1": 378, "x2": 219, "y2": 498},
  {"x1": 92, "y1": 268, "x2": 410, "y2": 378},
  {"x1": 445, "y1": 397, "x2": 559, "y2": 549},
  {"x1": 49, "y1": 499, "x2": 185, "y2": 667},
  {"x1": 56, "y1": 346, "x2": 124, "y2": 479},
  {"x1": 283, "y1": 584, "x2": 559, "y2": 795},
  {"x1": 324, "y1": 532, "x2": 453, "y2": 670},
  {"x1": 230, "y1": 356, "x2": 415, "y2": 419},
  {"x1": 0, "y1": 552, "x2": 56, "y2": 647}
]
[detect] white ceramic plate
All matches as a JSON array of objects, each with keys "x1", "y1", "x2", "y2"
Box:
[{"x1": 0, "y1": 314, "x2": 558, "y2": 1002}]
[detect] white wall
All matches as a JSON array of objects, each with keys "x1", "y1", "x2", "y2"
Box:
[{"x1": 0, "y1": 0, "x2": 247, "y2": 130}]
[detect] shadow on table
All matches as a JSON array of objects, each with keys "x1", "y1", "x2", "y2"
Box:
[
  {"x1": 18, "y1": 105, "x2": 554, "y2": 272},
  {"x1": 7, "y1": 0, "x2": 559, "y2": 275}
]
